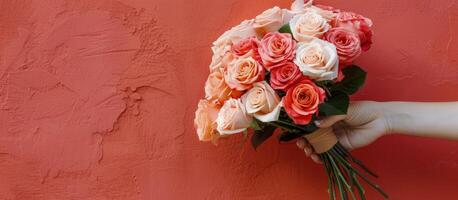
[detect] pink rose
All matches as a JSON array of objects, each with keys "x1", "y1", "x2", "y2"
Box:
[
  {"x1": 216, "y1": 98, "x2": 253, "y2": 135},
  {"x1": 324, "y1": 27, "x2": 362, "y2": 66},
  {"x1": 283, "y1": 78, "x2": 326, "y2": 125},
  {"x1": 259, "y1": 32, "x2": 297, "y2": 71},
  {"x1": 269, "y1": 62, "x2": 303, "y2": 90},
  {"x1": 224, "y1": 57, "x2": 265, "y2": 91},
  {"x1": 194, "y1": 99, "x2": 220, "y2": 142},
  {"x1": 231, "y1": 36, "x2": 261, "y2": 62},
  {"x1": 335, "y1": 12, "x2": 373, "y2": 51}
]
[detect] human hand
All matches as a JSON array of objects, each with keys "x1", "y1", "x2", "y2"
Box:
[{"x1": 296, "y1": 101, "x2": 391, "y2": 164}]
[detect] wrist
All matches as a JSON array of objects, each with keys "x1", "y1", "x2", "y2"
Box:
[{"x1": 372, "y1": 101, "x2": 396, "y2": 136}]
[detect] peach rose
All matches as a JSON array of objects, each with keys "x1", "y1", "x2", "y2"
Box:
[
  {"x1": 324, "y1": 27, "x2": 362, "y2": 66},
  {"x1": 224, "y1": 57, "x2": 265, "y2": 91},
  {"x1": 294, "y1": 39, "x2": 339, "y2": 81},
  {"x1": 259, "y1": 32, "x2": 297, "y2": 70},
  {"x1": 210, "y1": 20, "x2": 258, "y2": 72},
  {"x1": 209, "y1": 51, "x2": 235, "y2": 73},
  {"x1": 253, "y1": 7, "x2": 293, "y2": 35},
  {"x1": 216, "y1": 98, "x2": 253, "y2": 135},
  {"x1": 205, "y1": 68, "x2": 242, "y2": 107},
  {"x1": 242, "y1": 81, "x2": 282, "y2": 122},
  {"x1": 290, "y1": 11, "x2": 331, "y2": 42},
  {"x1": 283, "y1": 78, "x2": 326, "y2": 125},
  {"x1": 194, "y1": 99, "x2": 220, "y2": 142}
]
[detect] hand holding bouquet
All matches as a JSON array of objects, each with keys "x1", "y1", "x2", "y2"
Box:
[{"x1": 195, "y1": 1, "x2": 387, "y2": 199}]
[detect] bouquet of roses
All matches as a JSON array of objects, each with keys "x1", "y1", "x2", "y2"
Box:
[{"x1": 194, "y1": 0, "x2": 387, "y2": 199}]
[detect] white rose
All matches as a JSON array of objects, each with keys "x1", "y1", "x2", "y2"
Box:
[
  {"x1": 216, "y1": 98, "x2": 253, "y2": 135},
  {"x1": 242, "y1": 81, "x2": 282, "y2": 122},
  {"x1": 294, "y1": 39, "x2": 339, "y2": 81},
  {"x1": 290, "y1": 12, "x2": 330, "y2": 42}
]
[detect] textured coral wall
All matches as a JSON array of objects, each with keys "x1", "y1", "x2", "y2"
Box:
[{"x1": 0, "y1": 0, "x2": 457, "y2": 199}]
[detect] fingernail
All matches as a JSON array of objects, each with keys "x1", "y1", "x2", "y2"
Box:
[
  {"x1": 296, "y1": 139, "x2": 305, "y2": 148},
  {"x1": 304, "y1": 147, "x2": 311, "y2": 156}
]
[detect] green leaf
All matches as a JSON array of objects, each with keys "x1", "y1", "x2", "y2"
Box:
[
  {"x1": 278, "y1": 131, "x2": 303, "y2": 142},
  {"x1": 249, "y1": 119, "x2": 263, "y2": 131},
  {"x1": 251, "y1": 126, "x2": 277, "y2": 150},
  {"x1": 278, "y1": 23, "x2": 292, "y2": 35},
  {"x1": 331, "y1": 65, "x2": 367, "y2": 95},
  {"x1": 319, "y1": 91, "x2": 350, "y2": 116}
]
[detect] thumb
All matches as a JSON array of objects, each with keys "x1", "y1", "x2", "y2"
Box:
[{"x1": 314, "y1": 115, "x2": 347, "y2": 128}]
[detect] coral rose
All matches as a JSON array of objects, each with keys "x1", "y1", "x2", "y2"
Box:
[
  {"x1": 194, "y1": 99, "x2": 220, "y2": 142},
  {"x1": 324, "y1": 27, "x2": 362, "y2": 66},
  {"x1": 216, "y1": 98, "x2": 253, "y2": 135},
  {"x1": 231, "y1": 36, "x2": 261, "y2": 62},
  {"x1": 224, "y1": 57, "x2": 265, "y2": 91},
  {"x1": 294, "y1": 39, "x2": 339, "y2": 81},
  {"x1": 269, "y1": 62, "x2": 303, "y2": 90},
  {"x1": 259, "y1": 32, "x2": 296, "y2": 70},
  {"x1": 242, "y1": 81, "x2": 282, "y2": 122},
  {"x1": 283, "y1": 78, "x2": 326, "y2": 125}
]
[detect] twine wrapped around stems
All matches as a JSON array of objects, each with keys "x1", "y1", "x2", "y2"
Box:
[{"x1": 304, "y1": 127, "x2": 338, "y2": 154}]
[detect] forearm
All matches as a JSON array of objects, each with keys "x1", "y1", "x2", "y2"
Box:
[{"x1": 378, "y1": 102, "x2": 458, "y2": 139}]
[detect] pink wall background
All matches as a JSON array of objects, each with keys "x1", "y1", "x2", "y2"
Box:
[{"x1": 0, "y1": 0, "x2": 457, "y2": 199}]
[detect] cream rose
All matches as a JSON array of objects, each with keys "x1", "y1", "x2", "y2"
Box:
[
  {"x1": 294, "y1": 39, "x2": 339, "y2": 80},
  {"x1": 242, "y1": 81, "x2": 282, "y2": 122},
  {"x1": 291, "y1": 0, "x2": 336, "y2": 22},
  {"x1": 290, "y1": 12, "x2": 331, "y2": 42},
  {"x1": 253, "y1": 7, "x2": 293, "y2": 35},
  {"x1": 216, "y1": 98, "x2": 253, "y2": 135},
  {"x1": 224, "y1": 57, "x2": 265, "y2": 91},
  {"x1": 210, "y1": 20, "x2": 258, "y2": 72},
  {"x1": 194, "y1": 99, "x2": 220, "y2": 142},
  {"x1": 306, "y1": 6, "x2": 337, "y2": 22},
  {"x1": 291, "y1": 0, "x2": 314, "y2": 14}
]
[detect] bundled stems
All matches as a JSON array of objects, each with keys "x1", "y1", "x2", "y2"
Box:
[
  {"x1": 320, "y1": 145, "x2": 389, "y2": 200},
  {"x1": 266, "y1": 120, "x2": 388, "y2": 199}
]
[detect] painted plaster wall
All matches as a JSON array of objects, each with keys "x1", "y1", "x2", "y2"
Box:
[{"x1": 0, "y1": 0, "x2": 457, "y2": 199}]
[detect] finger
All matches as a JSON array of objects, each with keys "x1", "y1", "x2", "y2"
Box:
[
  {"x1": 311, "y1": 154, "x2": 323, "y2": 164},
  {"x1": 296, "y1": 138, "x2": 306, "y2": 149},
  {"x1": 304, "y1": 145, "x2": 313, "y2": 157},
  {"x1": 334, "y1": 128, "x2": 355, "y2": 151},
  {"x1": 314, "y1": 115, "x2": 347, "y2": 128}
]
